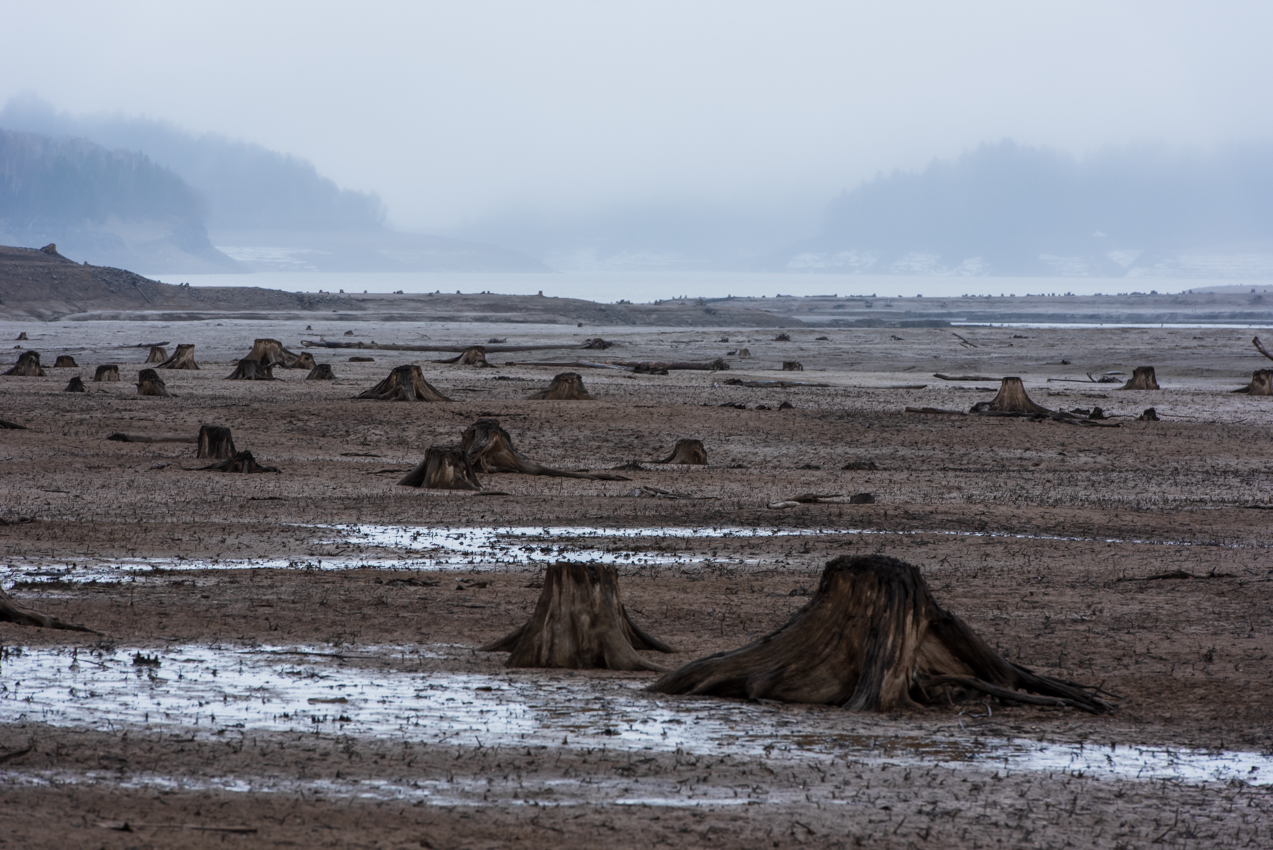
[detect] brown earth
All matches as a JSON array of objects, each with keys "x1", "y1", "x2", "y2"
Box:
[{"x1": 1, "y1": 318, "x2": 1272, "y2": 848}]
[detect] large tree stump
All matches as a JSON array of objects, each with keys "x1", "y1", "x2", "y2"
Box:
[
  {"x1": 656, "y1": 439, "x2": 708, "y2": 465},
  {"x1": 197, "y1": 425, "x2": 237, "y2": 459},
  {"x1": 357, "y1": 365, "x2": 451, "y2": 401},
  {"x1": 482, "y1": 562, "x2": 672, "y2": 670},
  {"x1": 4, "y1": 351, "x2": 45, "y2": 376},
  {"x1": 650, "y1": 554, "x2": 1112, "y2": 713},
  {"x1": 970, "y1": 377, "x2": 1051, "y2": 415},
  {"x1": 528, "y1": 372, "x2": 592, "y2": 399},
  {"x1": 53, "y1": 355, "x2": 77, "y2": 368},
  {"x1": 200, "y1": 450, "x2": 279, "y2": 473},
  {"x1": 156, "y1": 344, "x2": 199, "y2": 370},
  {"x1": 0, "y1": 586, "x2": 98, "y2": 633},
  {"x1": 461, "y1": 418, "x2": 629, "y2": 480},
  {"x1": 145, "y1": 345, "x2": 169, "y2": 363},
  {"x1": 306, "y1": 363, "x2": 335, "y2": 380},
  {"x1": 1233, "y1": 370, "x2": 1273, "y2": 396},
  {"x1": 64, "y1": 376, "x2": 86, "y2": 393},
  {"x1": 1121, "y1": 366, "x2": 1160, "y2": 390},
  {"x1": 439, "y1": 346, "x2": 492, "y2": 367},
  {"x1": 0, "y1": 418, "x2": 27, "y2": 429},
  {"x1": 290, "y1": 352, "x2": 316, "y2": 370},
  {"x1": 93, "y1": 364, "x2": 120, "y2": 382},
  {"x1": 137, "y1": 368, "x2": 171, "y2": 397},
  {"x1": 226, "y1": 357, "x2": 275, "y2": 380},
  {"x1": 399, "y1": 445, "x2": 482, "y2": 490}
]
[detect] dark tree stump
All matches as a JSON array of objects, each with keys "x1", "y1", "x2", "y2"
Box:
[
  {"x1": 482, "y1": 562, "x2": 672, "y2": 670},
  {"x1": 1233, "y1": 370, "x2": 1273, "y2": 396},
  {"x1": 4, "y1": 351, "x2": 45, "y2": 376},
  {"x1": 357, "y1": 365, "x2": 451, "y2": 401},
  {"x1": 306, "y1": 363, "x2": 335, "y2": 380},
  {"x1": 774, "y1": 333, "x2": 792, "y2": 341},
  {"x1": 137, "y1": 368, "x2": 171, "y2": 397},
  {"x1": 53, "y1": 355, "x2": 77, "y2": 368},
  {"x1": 0, "y1": 586, "x2": 98, "y2": 633},
  {"x1": 93, "y1": 364, "x2": 120, "y2": 382},
  {"x1": 145, "y1": 345, "x2": 169, "y2": 363},
  {"x1": 399, "y1": 445, "x2": 482, "y2": 490},
  {"x1": 738, "y1": 348, "x2": 751, "y2": 357},
  {"x1": 650, "y1": 554, "x2": 1112, "y2": 713},
  {"x1": 156, "y1": 344, "x2": 199, "y2": 370},
  {"x1": 528, "y1": 372, "x2": 592, "y2": 399},
  {"x1": 1138, "y1": 408, "x2": 1160, "y2": 421},
  {"x1": 438, "y1": 346, "x2": 492, "y2": 367},
  {"x1": 290, "y1": 352, "x2": 316, "y2": 370},
  {"x1": 226, "y1": 357, "x2": 275, "y2": 380},
  {"x1": 581, "y1": 338, "x2": 614, "y2": 349},
  {"x1": 15, "y1": 332, "x2": 28, "y2": 341},
  {"x1": 782, "y1": 361, "x2": 804, "y2": 371},
  {"x1": 657, "y1": 439, "x2": 708, "y2": 465},
  {"x1": 970, "y1": 377, "x2": 1051, "y2": 415},
  {"x1": 461, "y1": 418, "x2": 629, "y2": 480},
  {"x1": 64, "y1": 376, "x2": 86, "y2": 393},
  {"x1": 200, "y1": 450, "x2": 279, "y2": 473},
  {"x1": 1121, "y1": 366, "x2": 1160, "y2": 390},
  {"x1": 197, "y1": 425, "x2": 237, "y2": 459}
]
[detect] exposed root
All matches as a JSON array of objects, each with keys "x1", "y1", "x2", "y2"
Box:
[{"x1": 461, "y1": 418, "x2": 629, "y2": 481}]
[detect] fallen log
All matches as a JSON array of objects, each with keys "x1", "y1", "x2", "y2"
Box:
[
  {"x1": 1254, "y1": 336, "x2": 1273, "y2": 363},
  {"x1": 199, "y1": 450, "x2": 279, "y2": 473},
  {"x1": 107, "y1": 432, "x2": 193, "y2": 443},
  {"x1": 934, "y1": 373, "x2": 995, "y2": 382},
  {"x1": 303, "y1": 340, "x2": 605, "y2": 353},
  {"x1": 1, "y1": 586, "x2": 99, "y2": 633},
  {"x1": 905, "y1": 407, "x2": 966, "y2": 416},
  {"x1": 722, "y1": 378, "x2": 831, "y2": 388}
]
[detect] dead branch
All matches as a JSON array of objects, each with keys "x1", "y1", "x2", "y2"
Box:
[{"x1": 1254, "y1": 336, "x2": 1273, "y2": 362}]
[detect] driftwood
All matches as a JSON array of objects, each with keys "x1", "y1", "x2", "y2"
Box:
[
  {"x1": 1120, "y1": 366, "x2": 1160, "y2": 390},
  {"x1": 782, "y1": 361, "x2": 804, "y2": 371},
  {"x1": 1254, "y1": 336, "x2": 1273, "y2": 363},
  {"x1": 398, "y1": 445, "x2": 482, "y2": 490},
  {"x1": 53, "y1": 355, "x2": 77, "y2": 368},
  {"x1": 145, "y1": 345, "x2": 169, "y2": 363},
  {"x1": 934, "y1": 373, "x2": 995, "y2": 382},
  {"x1": 357, "y1": 365, "x2": 451, "y2": 401},
  {"x1": 481, "y1": 562, "x2": 672, "y2": 670},
  {"x1": 197, "y1": 425, "x2": 237, "y2": 460},
  {"x1": 905, "y1": 407, "x2": 966, "y2": 416},
  {"x1": 200, "y1": 451, "x2": 279, "y2": 473},
  {"x1": 723, "y1": 378, "x2": 831, "y2": 388},
  {"x1": 304, "y1": 340, "x2": 604, "y2": 353},
  {"x1": 438, "y1": 346, "x2": 492, "y2": 367},
  {"x1": 650, "y1": 554, "x2": 1112, "y2": 713},
  {"x1": 509, "y1": 358, "x2": 728, "y2": 373},
  {"x1": 0, "y1": 586, "x2": 99, "y2": 634},
  {"x1": 226, "y1": 358, "x2": 274, "y2": 380},
  {"x1": 93, "y1": 364, "x2": 120, "y2": 382},
  {"x1": 107, "y1": 432, "x2": 192, "y2": 443},
  {"x1": 528, "y1": 372, "x2": 592, "y2": 400},
  {"x1": 656, "y1": 439, "x2": 708, "y2": 465},
  {"x1": 349, "y1": 356, "x2": 375, "y2": 362},
  {"x1": 136, "y1": 369, "x2": 171, "y2": 397},
  {"x1": 64, "y1": 376, "x2": 85, "y2": 393},
  {"x1": 461, "y1": 418, "x2": 629, "y2": 481},
  {"x1": 306, "y1": 363, "x2": 335, "y2": 380},
  {"x1": 1233, "y1": 369, "x2": 1273, "y2": 396},
  {"x1": 4, "y1": 351, "x2": 45, "y2": 376},
  {"x1": 156, "y1": 344, "x2": 198, "y2": 370},
  {"x1": 768, "y1": 493, "x2": 874, "y2": 509}
]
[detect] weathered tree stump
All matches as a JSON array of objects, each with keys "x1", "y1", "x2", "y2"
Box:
[
  {"x1": 482, "y1": 562, "x2": 672, "y2": 670},
  {"x1": 1121, "y1": 366, "x2": 1160, "y2": 390},
  {"x1": 4, "y1": 351, "x2": 45, "y2": 376},
  {"x1": 1233, "y1": 370, "x2": 1273, "y2": 396},
  {"x1": 53, "y1": 355, "x2": 77, "y2": 368},
  {"x1": 15, "y1": 332, "x2": 28, "y2": 341},
  {"x1": 306, "y1": 363, "x2": 335, "y2": 380},
  {"x1": 137, "y1": 368, "x2": 171, "y2": 397},
  {"x1": 782, "y1": 361, "x2": 804, "y2": 371},
  {"x1": 1138, "y1": 408, "x2": 1160, "y2": 421},
  {"x1": 582, "y1": 338, "x2": 615, "y2": 349},
  {"x1": 64, "y1": 376, "x2": 86, "y2": 393},
  {"x1": 650, "y1": 554, "x2": 1112, "y2": 713},
  {"x1": 738, "y1": 348, "x2": 751, "y2": 357},
  {"x1": 226, "y1": 357, "x2": 275, "y2": 380},
  {"x1": 357, "y1": 365, "x2": 451, "y2": 401},
  {"x1": 145, "y1": 345, "x2": 169, "y2": 363},
  {"x1": 1, "y1": 586, "x2": 98, "y2": 633},
  {"x1": 656, "y1": 439, "x2": 708, "y2": 465},
  {"x1": 528, "y1": 372, "x2": 592, "y2": 400},
  {"x1": 399, "y1": 445, "x2": 482, "y2": 490},
  {"x1": 439, "y1": 346, "x2": 492, "y2": 367},
  {"x1": 290, "y1": 351, "x2": 316, "y2": 370},
  {"x1": 200, "y1": 450, "x2": 279, "y2": 473},
  {"x1": 461, "y1": 418, "x2": 629, "y2": 480},
  {"x1": 774, "y1": 333, "x2": 792, "y2": 341},
  {"x1": 156, "y1": 344, "x2": 199, "y2": 370},
  {"x1": 197, "y1": 425, "x2": 237, "y2": 459},
  {"x1": 93, "y1": 364, "x2": 120, "y2": 382},
  {"x1": 970, "y1": 377, "x2": 1051, "y2": 415}
]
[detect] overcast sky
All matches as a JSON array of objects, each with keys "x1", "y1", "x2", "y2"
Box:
[{"x1": 2, "y1": 1, "x2": 1271, "y2": 233}]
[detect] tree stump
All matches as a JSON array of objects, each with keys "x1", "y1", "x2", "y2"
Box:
[
  {"x1": 657, "y1": 439, "x2": 708, "y2": 465},
  {"x1": 290, "y1": 352, "x2": 316, "y2": 370},
  {"x1": 64, "y1": 376, "x2": 86, "y2": 393},
  {"x1": 156, "y1": 344, "x2": 199, "y2": 370},
  {"x1": 54, "y1": 355, "x2": 77, "y2": 368},
  {"x1": 1121, "y1": 366, "x2": 1160, "y2": 390},
  {"x1": 399, "y1": 445, "x2": 482, "y2": 490},
  {"x1": 738, "y1": 348, "x2": 751, "y2": 357},
  {"x1": 93, "y1": 364, "x2": 120, "y2": 382},
  {"x1": 3, "y1": 351, "x2": 45, "y2": 376},
  {"x1": 650, "y1": 554, "x2": 1111, "y2": 713},
  {"x1": 197, "y1": 425, "x2": 237, "y2": 459},
  {"x1": 774, "y1": 333, "x2": 792, "y2": 341},
  {"x1": 145, "y1": 345, "x2": 169, "y2": 363},
  {"x1": 200, "y1": 450, "x2": 279, "y2": 473},
  {"x1": 306, "y1": 363, "x2": 335, "y2": 380},
  {"x1": 482, "y1": 562, "x2": 672, "y2": 670},
  {"x1": 1233, "y1": 370, "x2": 1273, "y2": 396},
  {"x1": 582, "y1": 338, "x2": 614, "y2": 349},
  {"x1": 226, "y1": 357, "x2": 275, "y2": 380},
  {"x1": 461, "y1": 418, "x2": 629, "y2": 480},
  {"x1": 439, "y1": 346, "x2": 492, "y2": 367},
  {"x1": 137, "y1": 368, "x2": 171, "y2": 397},
  {"x1": 782, "y1": 361, "x2": 804, "y2": 371},
  {"x1": 16, "y1": 332, "x2": 28, "y2": 341},
  {"x1": 528, "y1": 372, "x2": 592, "y2": 400},
  {"x1": 1138, "y1": 408, "x2": 1160, "y2": 421},
  {"x1": 357, "y1": 365, "x2": 451, "y2": 401},
  {"x1": 970, "y1": 377, "x2": 1051, "y2": 415},
  {"x1": 1, "y1": 586, "x2": 98, "y2": 633}
]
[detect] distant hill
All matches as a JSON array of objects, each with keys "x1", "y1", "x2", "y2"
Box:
[{"x1": 774, "y1": 140, "x2": 1273, "y2": 277}]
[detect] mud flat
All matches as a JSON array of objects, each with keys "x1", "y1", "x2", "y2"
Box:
[{"x1": 2, "y1": 317, "x2": 1272, "y2": 848}]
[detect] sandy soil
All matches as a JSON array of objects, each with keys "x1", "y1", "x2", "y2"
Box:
[{"x1": 1, "y1": 318, "x2": 1271, "y2": 848}]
